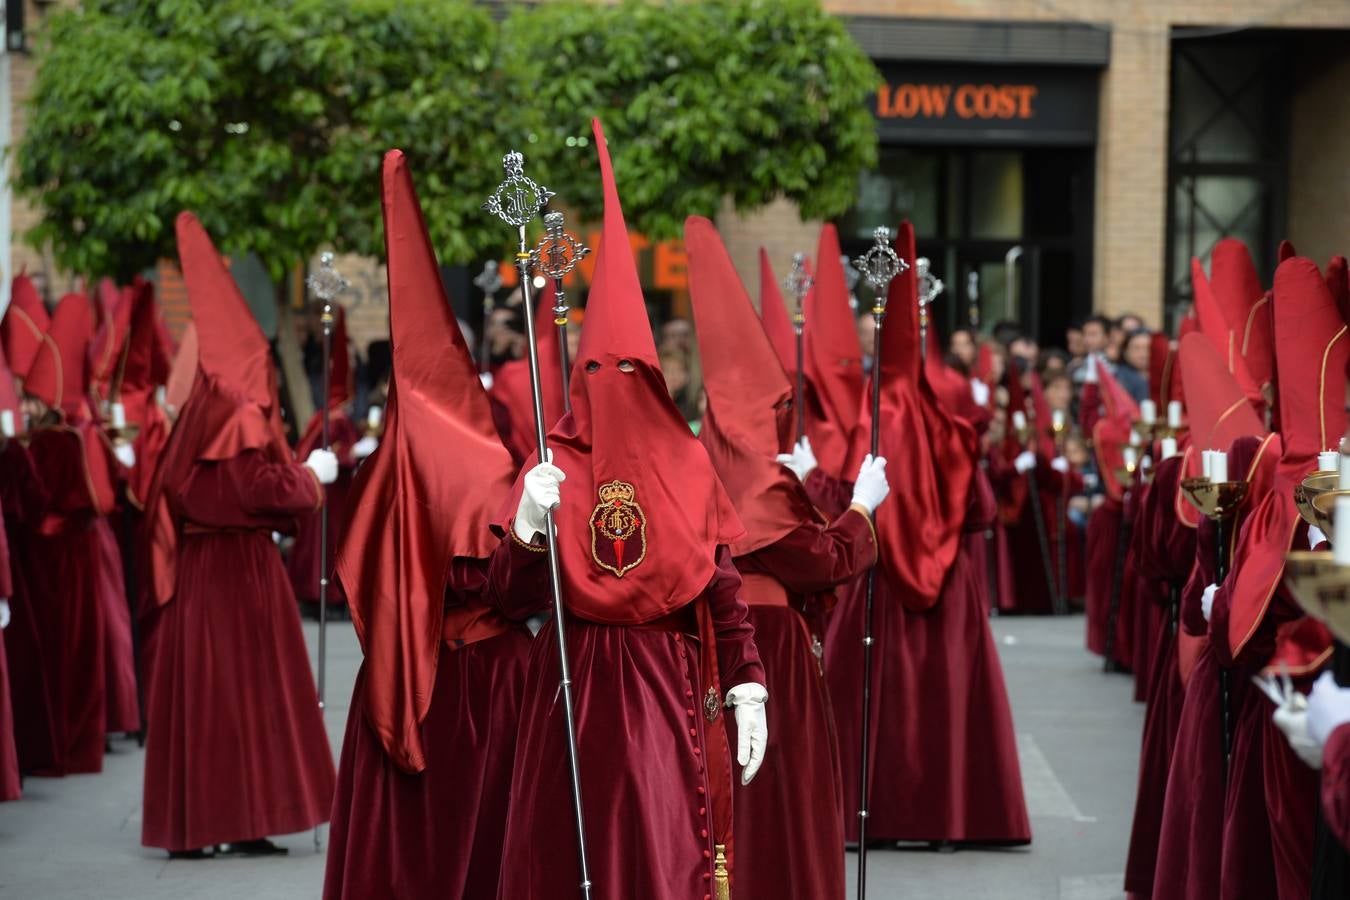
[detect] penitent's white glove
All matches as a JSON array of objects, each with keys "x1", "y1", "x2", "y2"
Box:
[
  {"x1": 351, "y1": 435, "x2": 379, "y2": 460},
  {"x1": 479, "y1": 372, "x2": 495, "y2": 391},
  {"x1": 1273, "y1": 689, "x2": 1322, "y2": 770},
  {"x1": 304, "y1": 448, "x2": 339, "y2": 485},
  {"x1": 1308, "y1": 671, "x2": 1350, "y2": 747},
  {"x1": 1051, "y1": 456, "x2": 1070, "y2": 474},
  {"x1": 1200, "y1": 583, "x2": 1220, "y2": 623},
  {"x1": 0, "y1": 599, "x2": 9, "y2": 630},
  {"x1": 970, "y1": 378, "x2": 990, "y2": 407},
  {"x1": 1014, "y1": 450, "x2": 1037, "y2": 475},
  {"x1": 1085, "y1": 353, "x2": 1099, "y2": 384},
  {"x1": 775, "y1": 437, "x2": 817, "y2": 483},
  {"x1": 726, "y1": 682, "x2": 768, "y2": 785},
  {"x1": 850, "y1": 455, "x2": 890, "y2": 514},
  {"x1": 514, "y1": 451, "x2": 565, "y2": 544},
  {"x1": 113, "y1": 442, "x2": 136, "y2": 469},
  {"x1": 1309, "y1": 525, "x2": 1329, "y2": 549}
]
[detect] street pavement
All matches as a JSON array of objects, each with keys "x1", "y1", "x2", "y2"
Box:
[{"x1": 0, "y1": 613, "x2": 1141, "y2": 899}]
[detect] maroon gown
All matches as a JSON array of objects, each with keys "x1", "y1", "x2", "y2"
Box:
[
  {"x1": 992, "y1": 455, "x2": 1084, "y2": 614},
  {"x1": 141, "y1": 450, "x2": 335, "y2": 851},
  {"x1": 728, "y1": 508, "x2": 875, "y2": 898},
  {"x1": 0, "y1": 440, "x2": 57, "y2": 772},
  {"x1": 827, "y1": 470, "x2": 1031, "y2": 843},
  {"x1": 25, "y1": 425, "x2": 108, "y2": 775},
  {"x1": 0, "y1": 491, "x2": 18, "y2": 800},
  {"x1": 1324, "y1": 725, "x2": 1350, "y2": 852},
  {"x1": 286, "y1": 412, "x2": 361, "y2": 607},
  {"x1": 94, "y1": 515, "x2": 139, "y2": 733},
  {"x1": 1084, "y1": 496, "x2": 1133, "y2": 668},
  {"x1": 493, "y1": 539, "x2": 766, "y2": 900},
  {"x1": 324, "y1": 562, "x2": 531, "y2": 899}
]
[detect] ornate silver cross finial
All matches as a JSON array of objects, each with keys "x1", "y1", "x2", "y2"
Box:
[
  {"x1": 916, "y1": 257, "x2": 943, "y2": 360},
  {"x1": 482, "y1": 151, "x2": 554, "y2": 228},
  {"x1": 783, "y1": 252, "x2": 813, "y2": 331},
  {"x1": 853, "y1": 227, "x2": 907, "y2": 313},
  {"x1": 474, "y1": 260, "x2": 503, "y2": 298},
  {"x1": 531, "y1": 211, "x2": 590, "y2": 327},
  {"x1": 306, "y1": 251, "x2": 349, "y2": 305}
]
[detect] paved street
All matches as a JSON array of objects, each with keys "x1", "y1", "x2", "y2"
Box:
[{"x1": 0, "y1": 614, "x2": 1141, "y2": 899}]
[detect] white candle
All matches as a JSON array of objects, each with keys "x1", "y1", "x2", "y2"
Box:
[
  {"x1": 1129, "y1": 429, "x2": 1143, "y2": 448},
  {"x1": 1340, "y1": 454, "x2": 1350, "y2": 491},
  {"x1": 1202, "y1": 450, "x2": 1214, "y2": 481},
  {"x1": 155, "y1": 385, "x2": 167, "y2": 409},
  {"x1": 1161, "y1": 437, "x2": 1178, "y2": 460},
  {"x1": 1140, "y1": 399, "x2": 1157, "y2": 425},
  {"x1": 1167, "y1": 401, "x2": 1183, "y2": 429},
  {"x1": 111, "y1": 402, "x2": 127, "y2": 429},
  {"x1": 0, "y1": 410, "x2": 13, "y2": 438},
  {"x1": 1211, "y1": 450, "x2": 1228, "y2": 484},
  {"x1": 1320, "y1": 451, "x2": 1340, "y2": 474},
  {"x1": 1123, "y1": 447, "x2": 1138, "y2": 471},
  {"x1": 1012, "y1": 411, "x2": 1027, "y2": 432},
  {"x1": 1052, "y1": 409, "x2": 1065, "y2": 431},
  {"x1": 368, "y1": 405, "x2": 383, "y2": 428},
  {"x1": 1335, "y1": 496, "x2": 1350, "y2": 566}
]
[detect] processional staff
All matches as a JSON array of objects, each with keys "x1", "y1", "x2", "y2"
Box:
[
  {"x1": 782, "y1": 252, "x2": 813, "y2": 443},
  {"x1": 474, "y1": 260, "x2": 503, "y2": 375},
  {"x1": 531, "y1": 210, "x2": 590, "y2": 412}
]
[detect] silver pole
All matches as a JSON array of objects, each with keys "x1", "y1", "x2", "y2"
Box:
[
  {"x1": 531, "y1": 211, "x2": 590, "y2": 414},
  {"x1": 782, "y1": 253, "x2": 813, "y2": 442}
]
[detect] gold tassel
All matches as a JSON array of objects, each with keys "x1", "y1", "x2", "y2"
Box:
[{"x1": 714, "y1": 844, "x2": 731, "y2": 900}]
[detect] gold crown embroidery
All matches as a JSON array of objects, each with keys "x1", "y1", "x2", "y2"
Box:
[{"x1": 590, "y1": 480, "x2": 647, "y2": 577}]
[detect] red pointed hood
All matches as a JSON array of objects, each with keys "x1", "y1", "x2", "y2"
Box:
[
  {"x1": 1325, "y1": 256, "x2": 1349, "y2": 327},
  {"x1": 0, "y1": 331, "x2": 18, "y2": 425},
  {"x1": 758, "y1": 248, "x2": 797, "y2": 376},
  {"x1": 1148, "y1": 333, "x2": 1176, "y2": 408},
  {"x1": 24, "y1": 293, "x2": 92, "y2": 417},
  {"x1": 687, "y1": 216, "x2": 812, "y2": 556},
  {"x1": 1192, "y1": 250, "x2": 1263, "y2": 413},
  {"x1": 1226, "y1": 256, "x2": 1349, "y2": 660},
  {"x1": 499, "y1": 119, "x2": 743, "y2": 625},
  {"x1": 490, "y1": 280, "x2": 566, "y2": 464},
  {"x1": 1211, "y1": 239, "x2": 1273, "y2": 393},
  {"x1": 3, "y1": 274, "x2": 49, "y2": 379},
  {"x1": 335, "y1": 150, "x2": 518, "y2": 774},
  {"x1": 165, "y1": 321, "x2": 198, "y2": 415},
  {"x1": 803, "y1": 224, "x2": 863, "y2": 477},
  {"x1": 91, "y1": 281, "x2": 135, "y2": 398},
  {"x1": 119, "y1": 278, "x2": 172, "y2": 403},
  {"x1": 850, "y1": 221, "x2": 976, "y2": 611}
]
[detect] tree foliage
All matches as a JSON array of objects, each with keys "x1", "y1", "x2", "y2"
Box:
[
  {"x1": 504, "y1": 0, "x2": 880, "y2": 239},
  {"x1": 14, "y1": 0, "x2": 880, "y2": 279}
]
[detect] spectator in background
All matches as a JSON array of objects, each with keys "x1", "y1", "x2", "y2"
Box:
[
  {"x1": 1038, "y1": 348, "x2": 1070, "y2": 376},
  {"x1": 1114, "y1": 328, "x2": 1152, "y2": 404},
  {"x1": 948, "y1": 328, "x2": 977, "y2": 369},
  {"x1": 1065, "y1": 324, "x2": 1086, "y2": 363},
  {"x1": 1070, "y1": 315, "x2": 1112, "y2": 384},
  {"x1": 1009, "y1": 333, "x2": 1038, "y2": 369}
]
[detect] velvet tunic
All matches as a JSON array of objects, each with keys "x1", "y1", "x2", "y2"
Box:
[
  {"x1": 827, "y1": 470, "x2": 1031, "y2": 844},
  {"x1": 0, "y1": 484, "x2": 17, "y2": 800},
  {"x1": 324, "y1": 559, "x2": 532, "y2": 900},
  {"x1": 492, "y1": 538, "x2": 765, "y2": 900},
  {"x1": 286, "y1": 411, "x2": 361, "y2": 606},
  {"x1": 140, "y1": 449, "x2": 335, "y2": 851},
  {"x1": 1324, "y1": 726, "x2": 1350, "y2": 852},
  {"x1": 728, "y1": 508, "x2": 875, "y2": 899}
]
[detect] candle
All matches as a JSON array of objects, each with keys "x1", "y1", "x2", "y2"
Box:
[
  {"x1": 1211, "y1": 450, "x2": 1228, "y2": 484},
  {"x1": 1012, "y1": 411, "x2": 1027, "y2": 432},
  {"x1": 155, "y1": 385, "x2": 167, "y2": 409},
  {"x1": 111, "y1": 402, "x2": 127, "y2": 429},
  {"x1": 1161, "y1": 437, "x2": 1178, "y2": 460},
  {"x1": 1340, "y1": 453, "x2": 1350, "y2": 491},
  {"x1": 1202, "y1": 450, "x2": 1214, "y2": 481},
  {"x1": 1320, "y1": 451, "x2": 1340, "y2": 474},
  {"x1": 1129, "y1": 429, "x2": 1143, "y2": 448},
  {"x1": 1123, "y1": 447, "x2": 1138, "y2": 471},
  {"x1": 1335, "y1": 496, "x2": 1350, "y2": 566},
  {"x1": 368, "y1": 405, "x2": 383, "y2": 428},
  {"x1": 0, "y1": 410, "x2": 13, "y2": 438},
  {"x1": 1140, "y1": 399, "x2": 1157, "y2": 425},
  {"x1": 1052, "y1": 409, "x2": 1065, "y2": 431},
  {"x1": 1167, "y1": 401, "x2": 1183, "y2": 429}
]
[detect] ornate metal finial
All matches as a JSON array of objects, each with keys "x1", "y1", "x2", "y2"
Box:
[
  {"x1": 916, "y1": 258, "x2": 944, "y2": 305},
  {"x1": 306, "y1": 252, "x2": 349, "y2": 329},
  {"x1": 853, "y1": 227, "x2": 907, "y2": 311},
  {"x1": 531, "y1": 211, "x2": 590, "y2": 326},
  {"x1": 474, "y1": 260, "x2": 503, "y2": 298},
  {"x1": 783, "y1": 252, "x2": 812, "y2": 328},
  {"x1": 841, "y1": 254, "x2": 861, "y2": 310},
  {"x1": 482, "y1": 151, "x2": 554, "y2": 228}
]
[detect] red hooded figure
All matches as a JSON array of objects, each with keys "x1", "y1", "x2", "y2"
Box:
[
  {"x1": 825, "y1": 222, "x2": 1029, "y2": 846},
  {"x1": 490, "y1": 120, "x2": 765, "y2": 900},
  {"x1": 139, "y1": 212, "x2": 334, "y2": 856},
  {"x1": 323, "y1": 151, "x2": 533, "y2": 900},
  {"x1": 688, "y1": 215, "x2": 879, "y2": 899},
  {"x1": 802, "y1": 224, "x2": 863, "y2": 480},
  {"x1": 0, "y1": 336, "x2": 19, "y2": 800},
  {"x1": 2, "y1": 274, "x2": 48, "y2": 384}
]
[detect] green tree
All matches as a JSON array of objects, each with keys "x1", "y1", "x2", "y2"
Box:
[
  {"x1": 13, "y1": 0, "x2": 526, "y2": 282},
  {"x1": 502, "y1": 0, "x2": 880, "y2": 239}
]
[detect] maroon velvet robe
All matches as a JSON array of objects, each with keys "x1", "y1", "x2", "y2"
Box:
[
  {"x1": 141, "y1": 449, "x2": 335, "y2": 851},
  {"x1": 989, "y1": 453, "x2": 1084, "y2": 614},
  {"x1": 286, "y1": 411, "x2": 361, "y2": 606},
  {"x1": 1324, "y1": 725, "x2": 1350, "y2": 852},
  {"x1": 1084, "y1": 497, "x2": 1133, "y2": 669},
  {"x1": 727, "y1": 508, "x2": 875, "y2": 899},
  {"x1": 1123, "y1": 455, "x2": 1197, "y2": 896},
  {"x1": 826, "y1": 470, "x2": 1031, "y2": 843},
  {"x1": 492, "y1": 538, "x2": 765, "y2": 900},
  {"x1": 94, "y1": 516, "x2": 138, "y2": 733},
  {"x1": 25, "y1": 426, "x2": 108, "y2": 774},
  {"x1": 0, "y1": 488, "x2": 17, "y2": 800},
  {"x1": 0, "y1": 440, "x2": 57, "y2": 772},
  {"x1": 324, "y1": 560, "x2": 531, "y2": 899}
]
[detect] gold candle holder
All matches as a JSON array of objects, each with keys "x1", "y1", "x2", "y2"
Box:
[
  {"x1": 106, "y1": 422, "x2": 141, "y2": 445},
  {"x1": 1309, "y1": 489, "x2": 1350, "y2": 536},
  {"x1": 1180, "y1": 477, "x2": 1250, "y2": 521},
  {"x1": 1284, "y1": 550, "x2": 1350, "y2": 646},
  {"x1": 1295, "y1": 471, "x2": 1340, "y2": 529}
]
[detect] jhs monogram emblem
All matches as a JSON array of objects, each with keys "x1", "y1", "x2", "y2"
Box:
[{"x1": 589, "y1": 480, "x2": 647, "y2": 577}]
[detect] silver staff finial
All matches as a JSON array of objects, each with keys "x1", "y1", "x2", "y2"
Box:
[
  {"x1": 782, "y1": 253, "x2": 813, "y2": 311},
  {"x1": 306, "y1": 252, "x2": 349, "y2": 306},
  {"x1": 917, "y1": 257, "x2": 944, "y2": 305},
  {"x1": 483, "y1": 151, "x2": 554, "y2": 228},
  {"x1": 531, "y1": 211, "x2": 590, "y2": 328},
  {"x1": 853, "y1": 227, "x2": 907, "y2": 306},
  {"x1": 474, "y1": 260, "x2": 503, "y2": 297}
]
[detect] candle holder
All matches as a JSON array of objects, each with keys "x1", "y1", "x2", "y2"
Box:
[
  {"x1": 361, "y1": 416, "x2": 385, "y2": 440},
  {"x1": 1180, "y1": 477, "x2": 1250, "y2": 521},
  {"x1": 106, "y1": 421, "x2": 141, "y2": 445},
  {"x1": 1309, "y1": 489, "x2": 1350, "y2": 536},
  {"x1": 1295, "y1": 471, "x2": 1340, "y2": 529},
  {"x1": 1283, "y1": 550, "x2": 1350, "y2": 646}
]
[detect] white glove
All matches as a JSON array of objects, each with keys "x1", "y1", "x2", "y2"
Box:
[
  {"x1": 351, "y1": 435, "x2": 379, "y2": 460},
  {"x1": 0, "y1": 599, "x2": 9, "y2": 630},
  {"x1": 1014, "y1": 450, "x2": 1037, "y2": 475},
  {"x1": 1201, "y1": 583, "x2": 1218, "y2": 622},
  {"x1": 970, "y1": 378, "x2": 990, "y2": 407},
  {"x1": 1051, "y1": 456, "x2": 1070, "y2": 474},
  {"x1": 304, "y1": 448, "x2": 339, "y2": 485},
  {"x1": 1271, "y1": 686, "x2": 1322, "y2": 769},
  {"x1": 1309, "y1": 525, "x2": 1328, "y2": 548},
  {"x1": 1308, "y1": 671, "x2": 1350, "y2": 747},
  {"x1": 726, "y1": 682, "x2": 768, "y2": 786},
  {"x1": 850, "y1": 455, "x2": 889, "y2": 514},
  {"x1": 514, "y1": 451, "x2": 565, "y2": 544},
  {"x1": 113, "y1": 442, "x2": 136, "y2": 469},
  {"x1": 775, "y1": 437, "x2": 817, "y2": 483},
  {"x1": 479, "y1": 372, "x2": 494, "y2": 391},
  {"x1": 1085, "y1": 353, "x2": 1099, "y2": 384}
]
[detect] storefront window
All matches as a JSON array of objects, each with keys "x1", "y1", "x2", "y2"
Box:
[
  {"x1": 838, "y1": 148, "x2": 940, "y2": 242},
  {"x1": 970, "y1": 151, "x2": 1024, "y2": 240}
]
